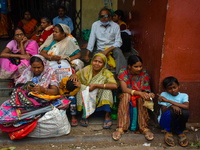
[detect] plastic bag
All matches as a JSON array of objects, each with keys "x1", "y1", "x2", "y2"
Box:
[
  {"x1": 27, "y1": 107, "x2": 71, "y2": 138},
  {"x1": 71, "y1": 59, "x2": 84, "y2": 71},
  {"x1": 81, "y1": 86, "x2": 98, "y2": 118},
  {"x1": 143, "y1": 100, "x2": 154, "y2": 111},
  {"x1": 49, "y1": 60, "x2": 72, "y2": 83}
]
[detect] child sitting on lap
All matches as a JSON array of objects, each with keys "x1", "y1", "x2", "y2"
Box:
[
  {"x1": 158, "y1": 76, "x2": 189, "y2": 147},
  {"x1": 59, "y1": 74, "x2": 80, "y2": 127}
]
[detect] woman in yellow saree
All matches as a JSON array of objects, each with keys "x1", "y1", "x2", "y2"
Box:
[{"x1": 76, "y1": 53, "x2": 118, "y2": 128}]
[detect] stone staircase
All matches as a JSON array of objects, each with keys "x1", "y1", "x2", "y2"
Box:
[{"x1": 0, "y1": 79, "x2": 14, "y2": 105}]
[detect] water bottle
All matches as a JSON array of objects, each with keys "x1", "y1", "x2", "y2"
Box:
[
  {"x1": 111, "y1": 93, "x2": 118, "y2": 120},
  {"x1": 69, "y1": 96, "x2": 77, "y2": 115}
]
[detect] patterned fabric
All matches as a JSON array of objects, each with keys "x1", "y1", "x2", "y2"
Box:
[
  {"x1": 76, "y1": 53, "x2": 117, "y2": 111},
  {"x1": 15, "y1": 55, "x2": 58, "y2": 88},
  {"x1": 0, "y1": 40, "x2": 39, "y2": 81},
  {"x1": 38, "y1": 23, "x2": 79, "y2": 59},
  {"x1": 117, "y1": 67, "x2": 151, "y2": 132},
  {"x1": 37, "y1": 25, "x2": 54, "y2": 45},
  {"x1": 18, "y1": 18, "x2": 38, "y2": 40},
  {"x1": 118, "y1": 67, "x2": 151, "y2": 92}
]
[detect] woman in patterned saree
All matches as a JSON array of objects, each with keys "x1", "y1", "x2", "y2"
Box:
[
  {"x1": 75, "y1": 53, "x2": 118, "y2": 128},
  {"x1": 0, "y1": 27, "x2": 38, "y2": 81},
  {"x1": 112, "y1": 55, "x2": 155, "y2": 141}
]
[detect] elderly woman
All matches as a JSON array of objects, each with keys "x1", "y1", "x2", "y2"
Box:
[
  {"x1": 75, "y1": 53, "x2": 118, "y2": 128},
  {"x1": 0, "y1": 27, "x2": 38, "y2": 81},
  {"x1": 16, "y1": 55, "x2": 58, "y2": 95},
  {"x1": 36, "y1": 17, "x2": 54, "y2": 46},
  {"x1": 39, "y1": 23, "x2": 81, "y2": 62},
  {"x1": 112, "y1": 55, "x2": 155, "y2": 141}
]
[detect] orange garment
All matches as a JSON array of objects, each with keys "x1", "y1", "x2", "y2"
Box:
[
  {"x1": 22, "y1": 19, "x2": 37, "y2": 40},
  {"x1": 0, "y1": 13, "x2": 12, "y2": 37}
]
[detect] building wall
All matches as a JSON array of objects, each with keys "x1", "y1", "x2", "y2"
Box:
[
  {"x1": 79, "y1": 0, "x2": 118, "y2": 30},
  {"x1": 161, "y1": 0, "x2": 200, "y2": 122}
]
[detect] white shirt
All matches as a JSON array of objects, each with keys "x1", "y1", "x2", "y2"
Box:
[{"x1": 87, "y1": 20, "x2": 122, "y2": 52}]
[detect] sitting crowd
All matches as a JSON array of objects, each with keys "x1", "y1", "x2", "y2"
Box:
[{"x1": 0, "y1": 6, "x2": 189, "y2": 147}]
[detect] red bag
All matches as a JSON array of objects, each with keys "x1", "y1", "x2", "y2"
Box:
[{"x1": 9, "y1": 119, "x2": 38, "y2": 140}]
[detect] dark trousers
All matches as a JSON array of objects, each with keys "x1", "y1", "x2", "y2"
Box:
[{"x1": 160, "y1": 107, "x2": 189, "y2": 134}]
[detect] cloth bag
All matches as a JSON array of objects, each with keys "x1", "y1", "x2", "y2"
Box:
[
  {"x1": 81, "y1": 86, "x2": 98, "y2": 119},
  {"x1": 27, "y1": 107, "x2": 71, "y2": 138},
  {"x1": 49, "y1": 60, "x2": 72, "y2": 83}
]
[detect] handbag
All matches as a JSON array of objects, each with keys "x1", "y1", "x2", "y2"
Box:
[{"x1": 8, "y1": 52, "x2": 21, "y2": 66}]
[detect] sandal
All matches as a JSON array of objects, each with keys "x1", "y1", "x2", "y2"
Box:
[
  {"x1": 143, "y1": 129, "x2": 154, "y2": 141},
  {"x1": 80, "y1": 118, "x2": 88, "y2": 127},
  {"x1": 112, "y1": 128, "x2": 124, "y2": 141},
  {"x1": 103, "y1": 119, "x2": 112, "y2": 129},
  {"x1": 178, "y1": 133, "x2": 188, "y2": 147},
  {"x1": 165, "y1": 132, "x2": 175, "y2": 146},
  {"x1": 71, "y1": 119, "x2": 78, "y2": 127}
]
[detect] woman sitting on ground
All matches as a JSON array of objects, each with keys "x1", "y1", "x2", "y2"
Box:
[
  {"x1": 36, "y1": 17, "x2": 54, "y2": 46},
  {"x1": 0, "y1": 27, "x2": 39, "y2": 81},
  {"x1": 16, "y1": 55, "x2": 58, "y2": 95},
  {"x1": 112, "y1": 55, "x2": 155, "y2": 141},
  {"x1": 39, "y1": 23, "x2": 81, "y2": 62},
  {"x1": 75, "y1": 53, "x2": 118, "y2": 128},
  {"x1": 17, "y1": 10, "x2": 38, "y2": 40}
]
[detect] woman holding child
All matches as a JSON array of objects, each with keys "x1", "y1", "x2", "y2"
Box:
[
  {"x1": 112, "y1": 55, "x2": 155, "y2": 141},
  {"x1": 75, "y1": 53, "x2": 118, "y2": 128}
]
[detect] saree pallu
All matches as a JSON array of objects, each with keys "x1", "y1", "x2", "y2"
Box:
[
  {"x1": 23, "y1": 19, "x2": 37, "y2": 40},
  {"x1": 117, "y1": 93, "x2": 150, "y2": 132},
  {"x1": 0, "y1": 41, "x2": 39, "y2": 81}
]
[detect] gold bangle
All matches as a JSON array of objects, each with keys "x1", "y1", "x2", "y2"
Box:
[
  {"x1": 104, "y1": 84, "x2": 106, "y2": 89},
  {"x1": 131, "y1": 90, "x2": 135, "y2": 96}
]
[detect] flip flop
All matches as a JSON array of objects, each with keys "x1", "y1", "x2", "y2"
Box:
[
  {"x1": 80, "y1": 118, "x2": 88, "y2": 127},
  {"x1": 103, "y1": 119, "x2": 112, "y2": 129},
  {"x1": 112, "y1": 128, "x2": 124, "y2": 141},
  {"x1": 178, "y1": 133, "x2": 188, "y2": 147},
  {"x1": 71, "y1": 119, "x2": 78, "y2": 127},
  {"x1": 143, "y1": 129, "x2": 154, "y2": 141},
  {"x1": 165, "y1": 132, "x2": 175, "y2": 146}
]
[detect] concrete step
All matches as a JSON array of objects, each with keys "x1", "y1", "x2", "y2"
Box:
[
  {"x1": 0, "y1": 96, "x2": 10, "y2": 105},
  {"x1": 0, "y1": 88, "x2": 14, "y2": 97},
  {"x1": 0, "y1": 79, "x2": 14, "y2": 88},
  {"x1": 0, "y1": 79, "x2": 14, "y2": 97}
]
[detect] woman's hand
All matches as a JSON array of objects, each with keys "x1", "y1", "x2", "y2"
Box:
[
  {"x1": 89, "y1": 84, "x2": 97, "y2": 91},
  {"x1": 20, "y1": 37, "x2": 28, "y2": 44},
  {"x1": 30, "y1": 85, "x2": 42, "y2": 94},
  {"x1": 72, "y1": 78, "x2": 81, "y2": 89},
  {"x1": 149, "y1": 93, "x2": 155, "y2": 99},
  {"x1": 20, "y1": 53, "x2": 31, "y2": 60},
  {"x1": 138, "y1": 91, "x2": 151, "y2": 100},
  {"x1": 51, "y1": 55, "x2": 61, "y2": 64}
]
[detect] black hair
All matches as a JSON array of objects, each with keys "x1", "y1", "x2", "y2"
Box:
[
  {"x1": 114, "y1": 10, "x2": 124, "y2": 20},
  {"x1": 127, "y1": 55, "x2": 143, "y2": 66},
  {"x1": 41, "y1": 17, "x2": 52, "y2": 24},
  {"x1": 99, "y1": 6, "x2": 111, "y2": 18},
  {"x1": 12, "y1": 27, "x2": 25, "y2": 38},
  {"x1": 163, "y1": 76, "x2": 179, "y2": 89},
  {"x1": 30, "y1": 56, "x2": 44, "y2": 66},
  {"x1": 58, "y1": 6, "x2": 66, "y2": 11},
  {"x1": 55, "y1": 24, "x2": 65, "y2": 34},
  {"x1": 66, "y1": 79, "x2": 77, "y2": 92}
]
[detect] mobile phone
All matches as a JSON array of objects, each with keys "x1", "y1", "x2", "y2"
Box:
[{"x1": 29, "y1": 83, "x2": 35, "y2": 87}]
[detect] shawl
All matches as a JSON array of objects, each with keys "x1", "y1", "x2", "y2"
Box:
[
  {"x1": 15, "y1": 55, "x2": 58, "y2": 88},
  {"x1": 38, "y1": 23, "x2": 79, "y2": 58},
  {"x1": 77, "y1": 53, "x2": 116, "y2": 86}
]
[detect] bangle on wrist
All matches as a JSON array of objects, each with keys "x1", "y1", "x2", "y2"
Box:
[
  {"x1": 45, "y1": 88, "x2": 48, "y2": 94},
  {"x1": 104, "y1": 84, "x2": 106, "y2": 89},
  {"x1": 131, "y1": 90, "x2": 135, "y2": 96}
]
